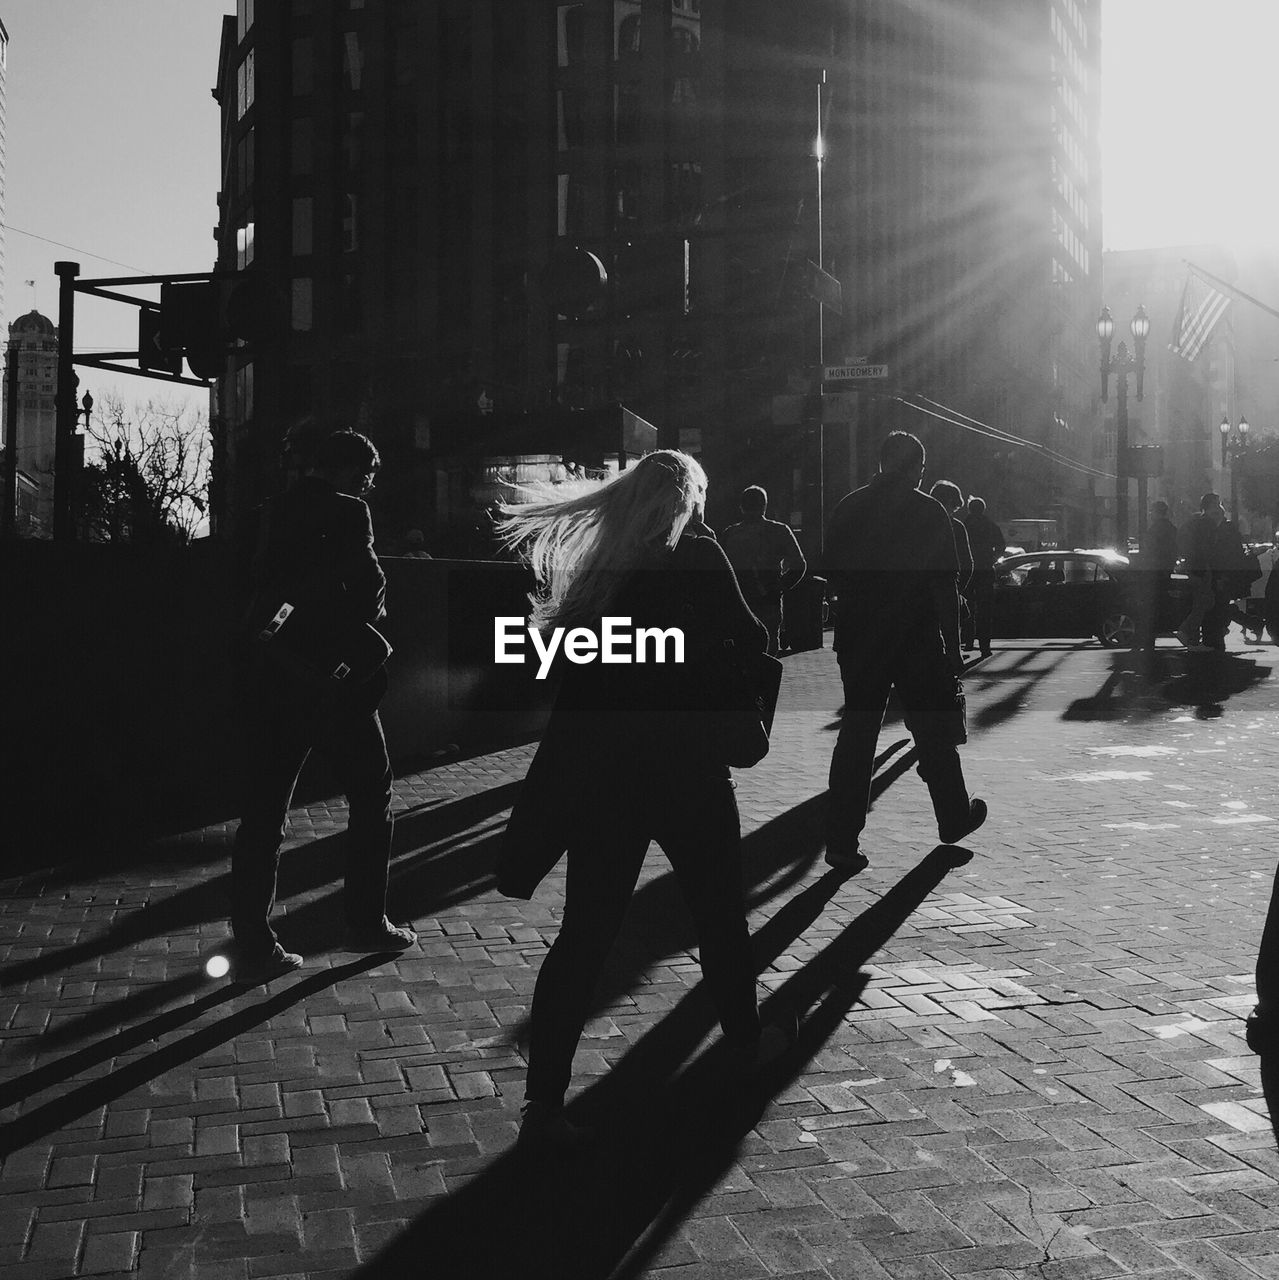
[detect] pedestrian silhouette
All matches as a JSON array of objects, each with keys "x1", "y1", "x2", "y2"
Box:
[
  {"x1": 718, "y1": 486, "x2": 807, "y2": 655},
  {"x1": 1136, "y1": 499, "x2": 1178, "y2": 651},
  {"x1": 823, "y1": 432, "x2": 987, "y2": 871},
  {"x1": 961, "y1": 495, "x2": 1004, "y2": 657},
  {"x1": 228, "y1": 429, "x2": 416, "y2": 984},
  {"x1": 494, "y1": 450, "x2": 794, "y2": 1149},
  {"x1": 1177, "y1": 493, "x2": 1227, "y2": 651}
]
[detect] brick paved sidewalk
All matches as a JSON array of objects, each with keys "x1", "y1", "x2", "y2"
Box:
[{"x1": 3, "y1": 637, "x2": 1279, "y2": 1279}]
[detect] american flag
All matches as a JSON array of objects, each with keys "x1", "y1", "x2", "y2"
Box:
[{"x1": 1169, "y1": 270, "x2": 1230, "y2": 362}]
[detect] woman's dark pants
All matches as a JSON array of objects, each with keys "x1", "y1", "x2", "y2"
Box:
[{"x1": 524, "y1": 774, "x2": 761, "y2": 1106}]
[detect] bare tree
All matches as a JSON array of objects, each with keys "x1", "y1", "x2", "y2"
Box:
[{"x1": 81, "y1": 392, "x2": 211, "y2": 544}]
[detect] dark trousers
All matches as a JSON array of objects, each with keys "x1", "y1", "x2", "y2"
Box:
[
  {"x1": 828, "y1": 639, "x2": 971, "y2": 848},
  {"x1": 524, "y1": 774, "x2": 761, "y2": 1106},
  {"x1": 963, "y1": 573, "x2": 995, "y2": 653},
  {"x1": 231, "y1": 671, "x2": 394, "y2": 954},
  {"x1": 1135, "y1": 570, "x2": 1170, "y2": 649}
]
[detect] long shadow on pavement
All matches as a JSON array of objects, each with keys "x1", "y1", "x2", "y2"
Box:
[
  {"x1": 357, "y1": 847, "x2": 971, "y2": 1280},
  {"x1": 1062, "y1": 649, "x2": 1270, "y2": 722},
  {"x1": 0, "y1": 783, "x2": 520, "y2": 992},
  {"x1": 501, "y1": 739, "x2": 924, "y2": 1053},
  {"x1": 0, "y1": 956, "x2": 387, "y2": 1157}
]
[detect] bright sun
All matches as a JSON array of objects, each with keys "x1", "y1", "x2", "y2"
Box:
[{"x1": 1103, "y1": 0, "x2": 1279, "y2": 252}]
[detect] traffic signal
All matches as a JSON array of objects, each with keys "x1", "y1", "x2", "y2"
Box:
[
  {"x1": 160, "y1": 281, "x2": 221, "y2": 380},
  {"x1": 613, "y1": 237, "x2": 689, "y2": 318},
  {"x1": 141, "y1": 274, "x2": 283, "y2": 381},
  {"x1": 137, "y1": 306, "x2": 182, "y2": 376}
]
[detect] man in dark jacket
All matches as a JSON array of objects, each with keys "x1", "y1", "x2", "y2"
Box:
[
  {"x1": 961, "y1": 496, "x2": 1005, "y2": 657},
  {"x1": 823, "y1": 432, "x2": 986, "y2": 871},
  {"x1": 1136, "y1": 500, "x2": 1178, "y2": 650},
  {"x1": 1176, "y1": 493, "x2": 1226, "y2": 650},
  {"x1": 719, "y1": 486, "x2": 807, "y2": 654},
  {"x1": 229, "y1": 430, "x2": 415, "y2": 983}
]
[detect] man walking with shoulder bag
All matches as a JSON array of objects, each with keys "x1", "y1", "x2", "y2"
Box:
[{"x1": 229, "y1": 429, "x2": 416, "y2": 983}]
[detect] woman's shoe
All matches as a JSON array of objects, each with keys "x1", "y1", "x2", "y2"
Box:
[
  {"x1": 517, "y1": 1101, "x2": 595, "y2": 1152},
  {"x1": 728, "y1": 1011, "x2": 799, "y2": 1074}
]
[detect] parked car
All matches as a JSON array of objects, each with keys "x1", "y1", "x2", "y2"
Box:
[{"x1": 990, "y1": 550, "x2": 1188, "y2": 648}]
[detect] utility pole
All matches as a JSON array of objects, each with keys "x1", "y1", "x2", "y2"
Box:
[{"x1": 53, "y1": 261, "x2": 80, "y2": 542}]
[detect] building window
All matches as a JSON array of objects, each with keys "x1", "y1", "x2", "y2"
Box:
[
  {"x1": 237, "y1": 49, "x2": 255, "y2": 119},
  {"x1": 559, "y1": 90, "x2": 585, "y2": 150},
  {"x1": 237, "y1": 0, "x2": 255, "y2": 41},
  {"x1": 234, "y1": 361, "x2": 255, "y2": 422},
  {"x1": 290, "y1": 117, "x2": 313, "y2": 175},
  {"x1": 292, "y1": 197, "x2": 313, "y2": 256},
  {"x1": 292, "y1": 37, "x2": 314, "y2": 96},
  {"x1": 343, "y1": 32, "x2": 364, "y2": 91},
  {"x1": 389, "y1": 105, "x2": 418, "y2": 163},
  {"x1": 393, "y1": 17, "x2": 416, "y2": 84},
  {"x1": 342, "y1": 195, "x2": 359, "y2": 253},
  {"x1": 557, "y1": 5, "x2": 583, "y2": 67},
  {"x1": 292, "y1": 278, "x2": 314, "y2": 331},
  {"x1": 236, "y1": 128, "x2": 255, "y2": 192},
  {"x1": 618, "y1": 13, "x2": 641, "y2": 57},
  {"x1": 237, "y1": 219, "x2": 256, "y2": 269},
  {"x1": 343, "y1": 112, "x2": 365, "y2": 170}
]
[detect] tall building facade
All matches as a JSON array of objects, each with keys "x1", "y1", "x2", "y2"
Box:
[
  {"x1": 818, "y1": 0, "x2": 1103, "y2": 544},
  {"x1": 210, "y1": 0, "x2": 1102, "y2": 548},
  {"x1": 0, "y1": 17, "x2": 8, "y2": 331},
  {"x1": 3, "y1": 310, "x2": 59, "y2": 537}
]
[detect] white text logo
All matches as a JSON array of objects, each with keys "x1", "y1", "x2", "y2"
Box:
[{"x1": 494, "y1": 616, "x2": 685, "y2": 680}]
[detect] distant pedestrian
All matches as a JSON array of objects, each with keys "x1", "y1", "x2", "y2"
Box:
[
  {"x1": 929, "y1": 481, "x2": 973, "y2": 593},
  {"x1": 962, "y1": 496, "x2": 1005, "y2": 657},
  {"x1": 229, "y1": 430, "x2": 417, "y2": 984},
  {"x1": 823, "y1": 432, "x2": 986, "y2": 872},
  {"x1": 1207, "y1": 514, "x2": 1260, "y2": 648},
  {"x1": 1176, "y1": 493, "x2": 1226, "y2": 651},
  {"x1": 718, "y1": 486, "x2": 807, "y2": 654},
  {"x1": 494, "y1": 450, "x2": 795, "y2": 1150},
  {"x1": 398, "y1": 528, "x2": 433, "y2": 559},
  {"x1": 1135, "y1": 500, "x2": 1178, "y2": 650}
]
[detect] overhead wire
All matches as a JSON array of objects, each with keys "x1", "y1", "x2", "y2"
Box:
[
  {"x1": 876, "y1": 390, "x2": 1116, "y2": 482},
  {"x1": 1, "y1": 223, "x2": 148, "y2": 274}
]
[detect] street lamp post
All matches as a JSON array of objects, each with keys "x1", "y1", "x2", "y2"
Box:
[
  {"x1": 1097, "y1": 304, "x2": 1148, "y2": 554},
  {"x1": 1219, "y1": 413, "x2": 1249, "y2": 526}
]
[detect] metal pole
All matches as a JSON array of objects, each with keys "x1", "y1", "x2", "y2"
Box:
[
  {"x1": 53, "y1": 261, "x2": 80, "y2": 542},
  {"x1": 2, "y1": 338, "x2": 17, "y2": 538},
  {"x1": 1115, "y1": 359, "x2": 1129, "y2": 554},
  {"x1": 814, "y1": 70, "x2": 826, "y2": 556}
]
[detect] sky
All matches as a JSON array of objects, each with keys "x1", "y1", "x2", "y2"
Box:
[
  {"x1": 1101, "y1": 0, "x2": 1279, "y2": 252},
  {"x1": 3, "y1": 0, "x2": 228, "y2": 422}
]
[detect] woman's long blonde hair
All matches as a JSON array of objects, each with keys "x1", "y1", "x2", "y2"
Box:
[{"x1": 495, "y1": 449, "x2": 708, "y2": 632}]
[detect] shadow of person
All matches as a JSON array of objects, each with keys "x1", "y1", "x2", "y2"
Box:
[
  {"x1": 0, "y1": 957, "x2": 387, "y2": 1157},
  {"x1": 1162, "y1": 652, "x2": 1270, "y2": 718},
  {"x1": 0, "y1": 783, "x2": 520, "y2": 992},
  {"x1": 354, "y1": 847, "x2": 970, "y2": 1280}
]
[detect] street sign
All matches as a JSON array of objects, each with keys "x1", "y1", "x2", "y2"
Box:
[
  {"x1": 804, "y1": 260, "x2": 843, "y2": 315},
  {"x1": 823, "y1": 363, "x2": 888, "y2": 383}
]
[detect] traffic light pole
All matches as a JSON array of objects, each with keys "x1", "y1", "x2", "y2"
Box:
[{"x1": 53, "y1": 261, "x2": 80, "y2": 542}]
